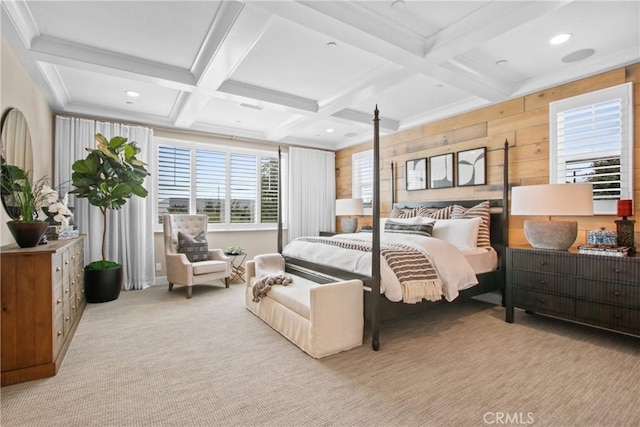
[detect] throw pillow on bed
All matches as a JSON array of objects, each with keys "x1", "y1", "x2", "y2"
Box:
[
  {"x1": 432, "y1": 218, "x2": 482, "y2": 250},
  {"x1": 177, "y1": 231, "x2": 211, "y2": 262},
  {"x1": 416, "y1": 205, "x2": 453, "y2": 220},
  {"x1": 384, "y1": 220, "x2": 434, "y2": 237},
  {"x1": 450, "y1": 201, "x2": 491, "y2": 249}
]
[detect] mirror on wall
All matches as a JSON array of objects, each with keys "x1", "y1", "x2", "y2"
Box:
[{"x1": 1, "y1": 108, "x2": 34, "y2": 219}]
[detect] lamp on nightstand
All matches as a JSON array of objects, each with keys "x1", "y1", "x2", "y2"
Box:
[
  {"x1": 616, "y1": 199, "x2": 635, "y2": 252},
  {"x1": 336, "y1": 198, "x2": 363, "y2": 233},
  {"x1": 511, "y1": 183, "x2": 593, "y2": 250}
]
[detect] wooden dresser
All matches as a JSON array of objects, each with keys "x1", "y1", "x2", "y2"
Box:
[
  {"x1": 506, "y1": 246, "x2": 639, "y2": 337},
  {"x1": 1, "y1": 237, "x2": 85, "y2": 386}
]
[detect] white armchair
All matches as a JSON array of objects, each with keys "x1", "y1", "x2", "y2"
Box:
[{"x1": 163, "y1": 214, "x2": 230, "y2": 299}]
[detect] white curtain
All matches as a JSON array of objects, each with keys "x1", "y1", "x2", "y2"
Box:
[
  {"x1": 288, "y1": 147, "x2": 335, "y2": 241},
  {"x1": 55, "y1": 116, "x2": 155, "y2": 290}
]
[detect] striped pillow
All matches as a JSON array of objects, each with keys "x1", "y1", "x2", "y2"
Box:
[
  {"x1": 390, "y1": 207, "x2": 418, "y2": 218},
  {"x1": 451, "y1": 201, "x2": 491, "y2": 249},
  {"x1": 385, "y1": 220, "x2": 434, "y2": 237},
  {"x1": 417, "y1": 205, "x2": 453, "y2": 220}
]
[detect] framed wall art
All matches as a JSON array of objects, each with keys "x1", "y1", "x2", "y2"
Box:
[
  {"x1": 457, "y1": 147, "x2": 486, "y2": 186},
  {"x1": 406, "y1": 158, "x2": 427, "y2": 190},
  {"x1": 429, "y1": 153, "x2": 454, "y2": 189}
]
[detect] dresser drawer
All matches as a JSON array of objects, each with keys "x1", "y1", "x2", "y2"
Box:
[
  {"x1": 510, "y1": 250, "x2": 576, "y2": 275},
  {"x1": 511, "y1": 270, "x2": 576, "y2": 296},
  {"x1": 577, "y1": 256, "x2": 640, "y2": 286},
  {"x1": 577, "y1": 280, "x2": 640, "y2": 309},
  {"x1": 576, "y1": 301, "x2": 640, "y2": 335},
  {"x1": 513, "y1": 288, "x2": 575, "y2": 317}
]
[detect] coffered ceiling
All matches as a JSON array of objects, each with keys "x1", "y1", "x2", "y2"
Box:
[{"x1": 2, "y1": 1, "x2": 639, "y2": 150}]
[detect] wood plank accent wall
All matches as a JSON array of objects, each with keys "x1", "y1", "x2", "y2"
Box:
[{"x1": 335, "y1": 64, "x2": 640, "y2": 247}]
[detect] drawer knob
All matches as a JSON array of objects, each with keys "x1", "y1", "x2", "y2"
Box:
[
  {"x1": 56, "y1": 267, "x2": 61, "y2": 272},
  {"x1": 539, "y1": 261, "x2": 546, "y2": 265},
  {"x1": 65, "y1": 316, "x2": 70, "y2": 321},
  {"x1": 57, "y1": 298, "x2": 62, "y2": 304},
  {"x1": 614, "y1": 269, "x2": 621, "y2": 274},
  {"x1": 614, "y1": 313, "x2": 622, "y2": 319},
  {"x1": 57, "y1": 331, "x2": 63, "y2": 336},
  {"x1": 72, "y1": 305, "x2": 76, "y2": 310},
  {"x1": 540, "y1": 280, "x2": 547, "y2": 285},
  {"x1": 65, "y1": 288, "x2": 69, "y2": 294},
  {"x1": 65, "y1": 261, "x2": 69, "y2": 265},
  {"x1": 613, "y1": 291, "x2": 621, "y2": 297},
  {"x1": 539, "y1": 299, "x2": 546, "y2": 304}
]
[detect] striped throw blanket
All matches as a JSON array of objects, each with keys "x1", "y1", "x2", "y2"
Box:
[{"x1": 295, "y1": 237, "x2": 443, "y2": 303}]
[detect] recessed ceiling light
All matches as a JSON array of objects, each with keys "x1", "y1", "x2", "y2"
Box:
[
  {"x1": 550, "y1": 33, "x2": 572, "y2": 45},
  {"x1": 561, "y1": 48, "x2": 595, "y2": 63},
  {"x1": 436, "y1": 83, "x2": 444, "y2": 88},
  {"x1": 391, "y1": 0, "x2": 405, "y2": 10},
  {"x1": 495, "y1": 59, "x2": 508, "y2": 66},
  {"x1": 125, "y1": 90, "x2": 139, "y2": 97},
  {"x1": 326, "y1": 41, "x2": 337, "y2": 48},
  {"x1": 344, "y1": 132, "x2": 358, "y2": 137},
  {"x1": 326, "y1": 128, "x2": 334, "y2": 133},
  {"x1": 126, "y1": 101, "x2": 134, "y2": 105}
]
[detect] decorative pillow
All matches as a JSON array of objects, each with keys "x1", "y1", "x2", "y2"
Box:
[
  {"x1": 432, "y1": 218, "x2": 482, "y2": 250},
  {"x1": 450, "y1": 201, "x2": 491, "y2": 248},
  {"x1": 389, "y1": 207, "x2": 418, "y2": 218},
  {"x1": 177, "y1": 231, "x2": 211, "y2": 262},
  {"x1": 416, "y1": 205, "x2": 453, "y2": 220},
  {"x1": 384, "y1": 220, "x2": 434, "y2": 237}
]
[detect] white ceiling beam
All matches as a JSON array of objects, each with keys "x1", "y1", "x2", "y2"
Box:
[
  {"x1": 173, "y1": 4, "x2": 274, "y2": 128},
  {"x1": 29, "y1": 36, "x2": 197, "y2": 91}
]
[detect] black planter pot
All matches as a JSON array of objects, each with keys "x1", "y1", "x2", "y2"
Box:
[
  {"x1": 6, "y1": 221, "x2": 48, "y2": 248},
  {"x1": 84, "y1": 265, "x2": 122, "y2": 303}
]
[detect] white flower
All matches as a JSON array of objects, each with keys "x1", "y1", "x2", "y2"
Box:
[
  {"x1": 39, "y1": 185, "x2": 59, "y2": 208},
  {"x1": 46, "y1": 191, "x2": 73, "y2": 225}
]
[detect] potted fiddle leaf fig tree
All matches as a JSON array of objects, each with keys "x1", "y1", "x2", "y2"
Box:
[{"x1": 71, "y1": 134, "x2": 149, "y2": 303}]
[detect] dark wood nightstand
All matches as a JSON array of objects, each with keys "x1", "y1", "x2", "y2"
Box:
[
  {"x1": 506, "y1": 247, "x2": 640, "y2": 337},
  {"x1": 319, "y1": 231, "x2": 337, "y2": 237}
]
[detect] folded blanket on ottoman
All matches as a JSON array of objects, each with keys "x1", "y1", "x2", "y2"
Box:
[{"x1": 252, "y1": 253, "x2": 292, "y2": 302}]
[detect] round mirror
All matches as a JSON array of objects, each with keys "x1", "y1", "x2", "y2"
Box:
[{"x1": 1, "y1": 108, "x2": 34, "y2": 219}]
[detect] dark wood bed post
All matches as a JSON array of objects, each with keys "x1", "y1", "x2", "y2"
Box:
[
  {"x1": 390, "y1": 161, "x2": 395, "y2": 204},
  {"x1": 371, "y1": 106, "x2": 382, "y2": 351},
  {"x1": 277, "y1": 146, "x2": 283, "y2": 254}
]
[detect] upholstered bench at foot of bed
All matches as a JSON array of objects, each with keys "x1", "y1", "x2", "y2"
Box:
[{"x1": 244, "y1": 260, "x2": 363, "y2": 358}]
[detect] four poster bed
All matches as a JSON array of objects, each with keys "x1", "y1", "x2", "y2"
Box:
[{"x1": 277, "y1": 107, "x2": 509, "y2": 351}]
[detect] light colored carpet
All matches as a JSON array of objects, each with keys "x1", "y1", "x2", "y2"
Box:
[{"x1": 1, "y1": 283, "x2": 639, "y2": 427}]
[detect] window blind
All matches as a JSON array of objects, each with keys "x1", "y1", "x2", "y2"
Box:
[
  {"x1": 352, "y1": 149, "x2": 373, "y2": 212},
  {"x1": 549, "y1": 83, "x2": 633, "y2": 214},
  {"x1": 260, "y1": 157, "x2": 279, "y2": 223},
  {"x1": 157, "y1": 145, "x2": 190, "y2": 223},
  {"x1": 230, "y1": 153, "x2": 257, "y2": 223},
  {"x1": 196, "y1": 149, "x2": 226, "y2": 223}
]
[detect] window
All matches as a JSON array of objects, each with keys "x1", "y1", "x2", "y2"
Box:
[
  {"x1": 156, "y1": 138, "x2": 285, "y2": 229},
  {"x1": 549, "y1": 83, "x2": 633, "y2": 214},
  {"x1": 352, "y1": 149, "x2": 373, "y2": 214}
]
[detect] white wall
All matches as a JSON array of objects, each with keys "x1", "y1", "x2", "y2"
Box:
[{"x1": 1, "y1": 38, "x2": 53, "y2": 246}]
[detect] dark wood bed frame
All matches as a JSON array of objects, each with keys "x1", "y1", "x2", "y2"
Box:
[{"x1": 278, "y1": 107, "x2": 510, "y2": 351}]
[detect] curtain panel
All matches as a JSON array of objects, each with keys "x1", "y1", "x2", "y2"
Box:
[
  {"x1": 55, "y1": 116, "x2": 155, "y2": 290},
  {"x1": 288, "y1": 147, "x2": 335, "y2": 241}
]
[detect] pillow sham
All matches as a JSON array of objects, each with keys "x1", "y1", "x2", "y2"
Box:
[
  {"x1": 384, "y1": 220, "x2": 434, "y2": 237},
  {"x1": 416, "y1": 205, "x2": 453, "y2": 220},
  {"x1": 432, "y1": 218, "x2": 482, "y2": 250},
  {"x1": 450, "y1": 201, "x2": 491, "y2": 249},
  {"x1": 389, "y1": 207, "x2": 418, "y2": 218},
  {"x1": 178, "y1": 231, "x2": 211, "y2": 262}
]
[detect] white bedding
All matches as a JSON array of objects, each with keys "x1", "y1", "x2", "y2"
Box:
[{"x1": 282, "y1": 232, "x2": 479, "y2": 303}]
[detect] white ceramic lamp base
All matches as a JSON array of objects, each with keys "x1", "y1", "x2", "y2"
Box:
[
  {"x1": 524, "y1": 220, "x2": 577, "y2": 251},
  {"x1": 341, "y1": 217, "x2": 358, "y2": 233}
]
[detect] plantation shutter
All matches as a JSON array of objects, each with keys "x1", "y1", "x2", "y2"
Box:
[
  {"x1": 352, "y1": 149, "x2": 373, "y2": 212},
  {"x1": 196, "y1": 149, "x2": 226, "y2": 223},
  {"x1": 549, "y1": 83, "x2": 633, "y2": 214},
  {"x1": 230, "y1": 153, "x2": 257, "y2": 223},
  {"x1": 157, "y1": 145, "x2": 190, "y2": 222},
  {"x1": 260, "y1": 156, "x2": 279, "y2": 223}
]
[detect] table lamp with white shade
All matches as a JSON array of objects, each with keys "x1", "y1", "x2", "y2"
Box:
[
  {"x1": 511, "y1": 183, "x2": 594, "y2": 250},
  {"x1": 336, "y1": 198, "x2": 363, "y2": 233}
]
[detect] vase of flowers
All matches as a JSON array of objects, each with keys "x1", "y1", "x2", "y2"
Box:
[
  {"x1": 43, "y1": 192, "x2": 74, "y2": 240},
  {"x1": 1, "y1": 156, "x2": 58, "y2": 247}
]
